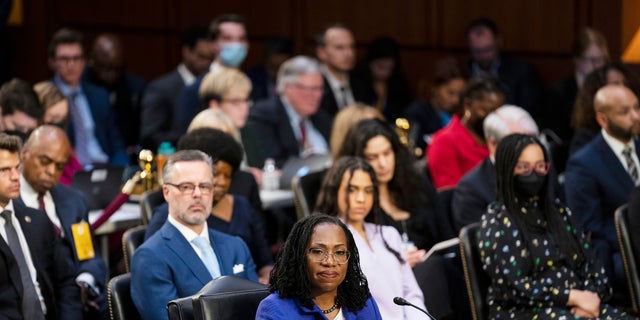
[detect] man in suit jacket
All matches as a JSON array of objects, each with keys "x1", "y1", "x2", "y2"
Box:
[
  {"x1": 0, "y1": 133, "x2": 83, "y2": 319},
  {"x1": 452, "y1": 105, "x2": 539, "y2": 232},
  {"x1": 139, "y1": 26, "x2": 214, "y2": 151},
  {"x1": 315, "y1": 23, "x2": 366, "y2": 117},
  {"x1": 48, "y1": 28, "x2": 128, "y2": 168},
  {"x1": 466, "y1": 18, "x2": 541, "y2": 121},
  {"x1": 245, "y1": 56, "x2": 332, "y2": 168},
  {"x1": 174, "y1": 14, "x2": 249, "y2": 136},
  {"x1": 130, "y1": 150, "x2": 257, "y2": 320},
  {"x1": 18, "y1": 125, "x2": 108, "y2": 318},
  {"x1": 565, "y1": 84, "x2": 640, "y2": 295}
]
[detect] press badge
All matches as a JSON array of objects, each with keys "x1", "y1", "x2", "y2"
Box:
[{"x1": 71, "y1": 221, "x2": 95, "y2": 261}]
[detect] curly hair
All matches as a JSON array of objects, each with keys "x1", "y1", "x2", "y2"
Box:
[
  {"x1": 269, "y1": 214, "x2": 371, "y2": 311},
  {"x1": 336, "y1": 118, "x2": 429, "y2": 210},
  {"x1": 315, "y1": 156, "x2": 405, "y2": 263},
  {"x1": 177, "y1": 127, "x2": 243, "y2": 173}
]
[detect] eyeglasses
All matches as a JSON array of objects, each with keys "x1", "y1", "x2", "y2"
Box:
[
  {"x1": 55, "y1": 55, "x2": 84, "y2": 65},
  {"x1": 165, "y1": 182, "x2": 214, "y2": 195},
  {"x1": 307, "y1": 248, "x2": 350, "y2": 264},
  {"x1": 514, "y1": 161, "x2": 551, "y2": 176},
  {"x1": 292, "y1": 82, "x2": 324, "y2": 94},
  {"x1": 221, "y1": 98, "x2": 253, "y2": 108}
]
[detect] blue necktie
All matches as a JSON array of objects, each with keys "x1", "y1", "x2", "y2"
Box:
[
  {"x1": 1, "y1": 210, "x2": 45, "y2": 319},
  {"x1": 67, "y1": 91, "x2": 90, "y2": 166},
  {"x1": 192, "y1": 236, "x2": 221, "y2": 279}
]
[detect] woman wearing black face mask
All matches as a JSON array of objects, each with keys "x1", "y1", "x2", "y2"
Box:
[{"x1": 478, "y1": 134, "x2": 635, "y2": 319}]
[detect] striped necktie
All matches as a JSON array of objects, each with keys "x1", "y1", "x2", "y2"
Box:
[{"x1": 622, "y1": 147, "x2": 639, "y2": 184}]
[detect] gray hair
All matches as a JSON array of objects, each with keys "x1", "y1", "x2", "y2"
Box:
[
  {"x1": 162, "y1": 149, "x2": 213, "y2": 184},
  {"x1": 276, "y1": 55, "x2": 322, "y2": 93},
  {"x1": 483, "y1": 105, "x2": 539, "y2": 144}
]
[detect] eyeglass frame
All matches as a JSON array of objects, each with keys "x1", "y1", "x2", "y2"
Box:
[
  {"x1": 514, "y1": 161, "x2": 552, "y2": 176},
  {"x1": 164, "y1": 182, "x2": 214, "y2": 195},
  {"x1": 307, "y1": 248, "x2": 350, "y2": 265}
]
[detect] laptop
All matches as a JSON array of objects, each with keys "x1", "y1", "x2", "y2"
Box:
[{"x1": 71, "y1": 168, "x2": 126, "y2": 211}]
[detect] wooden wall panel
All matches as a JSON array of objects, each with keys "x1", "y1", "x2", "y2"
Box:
[{"x1": 5, "y1": 0, "x2": 628, "y2": 88}]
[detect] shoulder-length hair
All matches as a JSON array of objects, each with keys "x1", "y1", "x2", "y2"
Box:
[
  {"x1": 335, "y1": 118, "x2": 429, "y2": 210},
  {"x1": 269, "y1": 214, "x2": 371, "y2": 311},
  {"x1": 495, "y1": 134, "x2": 584, "y2": 269},
  {"x1": 315, "y1": 156, "x2": 404, "y2": 263}
]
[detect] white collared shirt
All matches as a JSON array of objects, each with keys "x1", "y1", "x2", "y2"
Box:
[
  {"x1": 281, "y1": 97, "x2": 329, "y2": 156},
  {"x1": 177, "y1": 63, "x2": 196, "y2": 86},
  {"x1": 167, "y1": 214, "x2": 217, "y2": 263},
  {"x1": 20, "y1": 176, "x2": 61, "y2": 235},
  {"x1": 0, "y1": 200, "x2": 47, "y2": 314},
  {"x1": 601, "y1": 128, "x2": 640, "y2": 177},
  {"x1": 320, "y1": 65, "x2": 355, "y2": 110}
]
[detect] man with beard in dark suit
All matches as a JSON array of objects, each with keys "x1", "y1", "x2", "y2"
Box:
[{"x1": 0, "y1": 133, "x2": 82, "y2": 319}]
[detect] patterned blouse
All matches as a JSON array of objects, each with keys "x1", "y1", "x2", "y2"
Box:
[{"x1": 479, "y1": 201, "x2": 634, "y2": 319}]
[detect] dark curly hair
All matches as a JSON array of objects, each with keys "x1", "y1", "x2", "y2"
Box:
[
  {"x1": 495, "y1": 134, "x2": 586, "y2": 269},
  {"x1": 177, "y1": 127, "x2": 243, "y2": 173},
  {"x1": 269, "y1": 214, "x2": 371, "y2": 311},
  {"x1": 336, "y1": 118, "x2": 430, "y2": 210},
  {"x1": 315, "y1": 156, "x2": 405, "y2": 263}
]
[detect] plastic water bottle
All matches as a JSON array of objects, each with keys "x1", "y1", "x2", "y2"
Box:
[
  {"x1": 262, "y1": 158, "x2": 279, "y2": 191},
  {"x1": 157, "y1": 142, "x2": 175, "y2": 184}
]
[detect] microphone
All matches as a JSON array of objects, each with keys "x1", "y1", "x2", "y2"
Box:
[{"x1": 393, "y1": 296, "x2": 435, "y2": 320}]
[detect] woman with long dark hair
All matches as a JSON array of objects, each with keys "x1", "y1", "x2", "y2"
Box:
[
  {"x1": 479, "y1": 133, "x2": 634, "y2": 319},
  {"x1": 336, "y1": 118, "x2": 437, "y2": 265},
  {"x1": 256, "y1": 214, "x2": 382, "y2": 319},
  {"x1": 315, "y1": 156, "x2": 426, "y2": 319}
]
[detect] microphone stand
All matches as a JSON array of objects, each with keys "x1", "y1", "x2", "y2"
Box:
[{"x1": 393, "y1": 296, "x2": 436, "y2": 320}]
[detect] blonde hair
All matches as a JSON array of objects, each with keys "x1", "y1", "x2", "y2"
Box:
[
  {"x1": 33, "y1": 81, "x2": 66, "y2": 110},
  {"x1": 198, "y1": 66, "x2": 252, "y2": 103},
  {"x1": 330, "y1": 103, "x2": 383, "y2": 159},
  {"x1": 187, "y1": 108, "x2": 240, "y2": 141}
]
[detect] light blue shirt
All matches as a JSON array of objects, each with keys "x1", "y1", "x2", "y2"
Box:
[
  {"x1": 53, "y1": 76, "x2": 109, "y2": 168},
  {"x1": 281, "y1": 97, "x2": 328, "y2": 156}
]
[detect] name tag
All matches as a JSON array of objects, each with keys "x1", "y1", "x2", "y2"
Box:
[{"x1": 71, "y1": 222, "x2": 95, "y2": 261}]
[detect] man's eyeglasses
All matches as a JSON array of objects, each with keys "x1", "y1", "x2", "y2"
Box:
[
  {"x1": 55, "y1": 55, "x2": 85, "y2": 65},
  {"x1": 165, "y1": 182, "x2": 214, "y2": 195},
  {"x1": 515, "y1": 161, "x2": 551, "y2": 176},
  {"x1": 221, "y1": 98, "x2": 253, "y2": 108},
  {"x1": 307, "y1": 248, "x2": 350, "y2": 265},
  {"x1": 292, "y1": 83, "x2": 323, "y2": 94}
]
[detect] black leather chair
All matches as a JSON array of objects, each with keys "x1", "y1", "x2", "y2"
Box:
[
  {"x1": 108, "y1": 273, "x2": 140, "y2": 320},
  {"x1": 140, "y1": 189, "x2": 165, "y2": 225},
  {"x1": 292, "y1": 168, "x2": 328, "y2": 220},
  {"x1": 459, "y1": 223, "x2": 489, "y2": 320},
  {"x1": 122, "y1": 225, "x2": 147, "y2": 273},
  {"x1": 167, "y1": 276, "x2": 268, "y2": 320},
  {"x1": 434, "y1": 188, "x2": 458, "y2": 241},
  {"x1": 192, "y1": 276, "x2": 269, "y2": 320},
  {"x1": 615, "y1": 204, "x2": 640, "y2": 312}
]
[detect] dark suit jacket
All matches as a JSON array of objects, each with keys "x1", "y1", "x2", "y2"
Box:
[
  {"x1": 319, "y1": 74, "x2": 367, "y2": 117},
  {"x1": 0, "y1": 201, "x2": 83, "y2": 319},
  {"x1": 64, "y1": 80, "x2": 129, "y2": 167},
  {"x1": 16, "y1": 185, "x2": 107, "y2": 289},
  {"x1": 565, "y1": 133, "x2": 639, "y2": 252},
  {"x1": 469, "y1": 53, "x2": 542, "y2": 121},
  {"x1": 245, "y1": 96, "x2": 332, "y2": 168},
  {"x1": 131, "y1": 221, "x2": 257, "y2": 320},
  {"x1": 140, "y1": 69, "x2": 186, "y2": 151},
  {"x1": 175, "y1": 74, "x2": 207, "y2": 137},
  {"x1": 452, "y1": 157, "x2": 496, "y2": 232},
  {"x1": 402, "y1": 99, "x2": 446, "y2": 151}
]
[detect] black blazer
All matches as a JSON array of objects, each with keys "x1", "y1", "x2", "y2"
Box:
[
  {"x1": 0, "y1": 201, "x2": 83, "y2": 319},
  {"x1": 140, "y1": 69, "x2": 187, "y2": 151},
  {"x1": 246, "y1": 96, "x2": 332, "y2": 168},
  {"x1": 452, "y1": 157, "x2": 497, "y2": 232},
  {"x1": 319, "y1": 74, "x2": 367, "y2": 117}
]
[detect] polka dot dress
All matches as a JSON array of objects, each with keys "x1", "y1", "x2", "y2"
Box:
[{"x1": 478, "y1": 202, "x2": 636, "y2": 319}]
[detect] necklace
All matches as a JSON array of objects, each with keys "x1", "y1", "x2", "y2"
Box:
[{"x1": 321, "y1": 301, "x2": 339, "y2": 314}]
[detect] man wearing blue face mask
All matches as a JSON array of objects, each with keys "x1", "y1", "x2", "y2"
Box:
[{"x1": 174, "y1": 14, "x2": 249, "y2": 136}]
